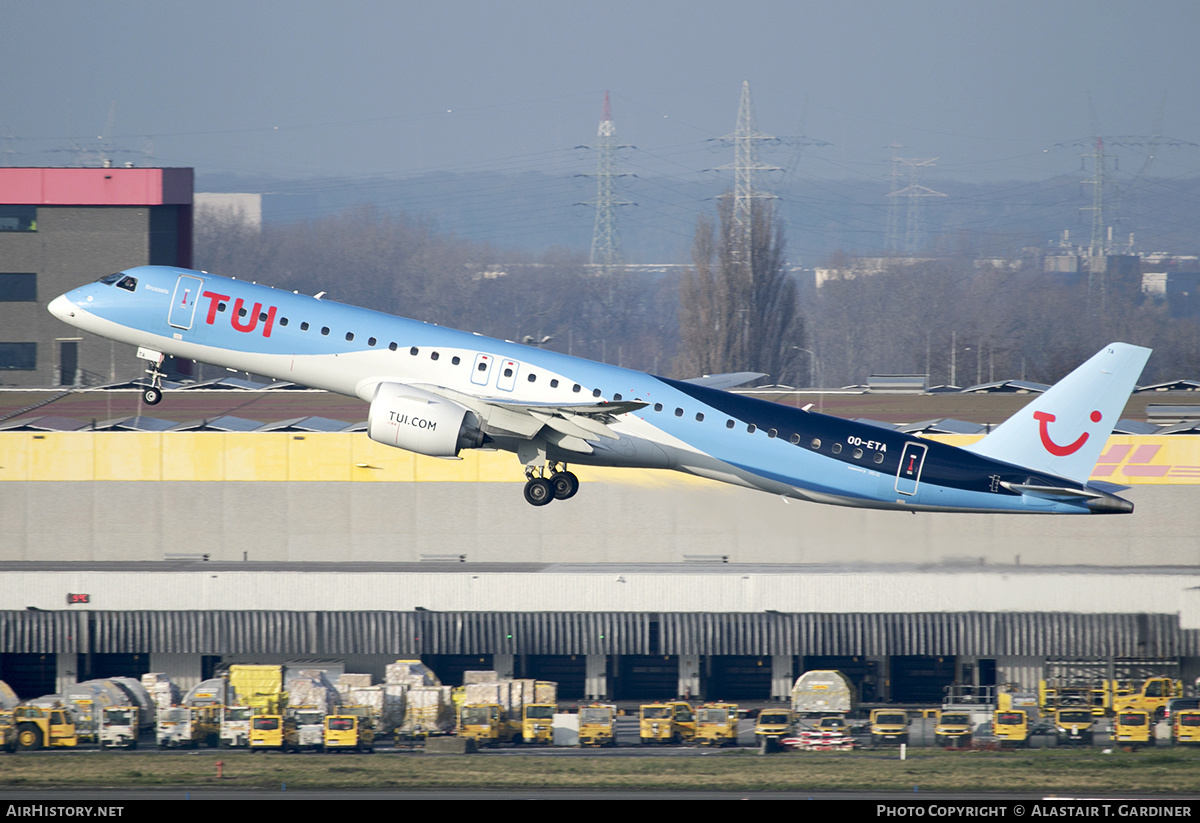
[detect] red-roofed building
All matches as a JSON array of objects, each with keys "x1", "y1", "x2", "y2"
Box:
[{"x1": 0, "y1": 166, "x2": 193, "y2": 387}]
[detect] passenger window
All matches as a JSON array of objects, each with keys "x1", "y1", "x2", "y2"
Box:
[
  {"x1": 873, "y1": 452, "x2": 884, "y2": 464},
  {"x1": 674, "y1": 408, "x2": 683, "y2": 417},
  {"x1": 388, "y1": 342, "x2": 398, "y2": 351},
  {"x1": 654, "y1": 403, "x2": 663, "y2": 412},
  {"x1": 345, "y1": 332, "x2": 354, "y2": 341},
  {"x1": 614, "y1": 393, "x2": 622, "y2": 401},
  {"x1": 726, "y1": 420, "x2": 735, "y2": 429},
  {"x1": 280, "y1": 317, "x2": 289, "y2": 327},
  {"x1": 747, "y1": 424, "x2": 757, "y2": 434},
  {"x1": 790, "y1": 434, "x2": 801, "y2": 445},
  {"x1": 695, "y1": 413, "x2": 704, "y2": 422},
  {"x1": 301, "y1": 322, "x2": 310, "y2": 331},
  {"x1": 478, "y1": 362, "x2": 488, "y2": 372},
  {"x1": 503, "y1": 368, "x2": 513, "y2": 377},
  {"x1": 367, "y1": 337, "x2": 376, "y2": 346},
  {"x1": 767, "y1": 428, "x2": 778, "y2": 439},
  {"x1": 452, "y1": 356, "x2": 461, "y2": 365},
  {"x1": 810, "y1": 438, "x2": 821, "y2": 449},
  {"x1": 411, "y1": 347, "x2": 419, "y2": 356},
  {"x1": 593, "y1": 389, "x2": 602, "y2": 398},
  {"x1": 320, "y1": 327, "x2": 330, "y2": 336},
  {"x1": 573, "y1": 384, "x2": 581, "y2": 393},
  {"x1": 431, "y1": 352, "x2": 439, "y2": 360},
  {"x1": 527, "y1": 373, "x2": 536, "y2": 382},
  {"x1": 259, "y1": 312, "x2": 269, "y2": 322},
  {"x1": 853, "y1": 448, "x2": 863, "y2": 459},
  {"x1": 550, "y1": 379, "x2": 558, "y2": 388},
  {"x1": 238, "y1": 307, "x2": 248, "y2": 317},
  {"x1": 832, "y1": 443, "x2": 842, "y2": 454},
  {"x1": 218, "y1": 303, "x2": 227, "y2": 313}
]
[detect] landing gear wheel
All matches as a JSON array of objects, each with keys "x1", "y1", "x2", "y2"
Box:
[
  {"x1": 550, "y1": 471, "x2": 579, "y2": 500},
  {"x1": 523, "y1": 477, "x2": 554, "y2": 506},
  {"x1": 142, "y1": 387, "x2": 162, "y2": 406}
]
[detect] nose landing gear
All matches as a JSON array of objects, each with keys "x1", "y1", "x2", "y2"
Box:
[
  {"x1": 136, "y1": 347, "x2": 166, "y2": 406},
  {"x1": 523, "y1": 463, "x2": 580, "y2": 506}
]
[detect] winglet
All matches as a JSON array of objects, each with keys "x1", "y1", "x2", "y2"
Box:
[{"x1": 964, "y1": 343, "x2": 1151, "y2": 482}]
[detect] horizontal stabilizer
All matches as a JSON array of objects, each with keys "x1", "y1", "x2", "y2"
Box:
[{"x1": 680, "y1": 372, "x2": 767, "y2": 390}]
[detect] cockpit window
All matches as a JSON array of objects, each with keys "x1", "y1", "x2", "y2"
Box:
[
  {"x1": 116, "y1": 276, "x2": 137, "y2": 292},
  {"x1": 98, "y1": 272, "x2": 124, "y2": 285}
]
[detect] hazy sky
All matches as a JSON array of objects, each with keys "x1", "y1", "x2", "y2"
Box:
[{"x1": 5, "y1": 0, "x2": 1200, "y2": 185}]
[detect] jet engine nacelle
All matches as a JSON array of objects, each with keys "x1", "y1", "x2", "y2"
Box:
[{"x1": 367, "y1": 382, "x2": 485, "y2": 457}]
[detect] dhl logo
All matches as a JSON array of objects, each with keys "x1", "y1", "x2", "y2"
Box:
[{"x1": 1090, "y1": 442, "x2": 1200, "y2": 482}]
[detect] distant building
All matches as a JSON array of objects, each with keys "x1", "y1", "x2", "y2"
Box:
[{"x1": 0, "y1": 167, "x2": 193, "y2": 387}]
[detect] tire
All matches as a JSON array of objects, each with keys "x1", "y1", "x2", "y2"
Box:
[
  {"x1": 143, "y1": 387, "x2": 162, "y2": 405},
  {"x1": 523, "y1": 478, "x2": 553, "y2": 506},
  {"x1": 550, "y1": 471, "x2": 580, "y2": 500},
  {"x1": 16, "y1": 725, "x2": 43, "y2": 751}
]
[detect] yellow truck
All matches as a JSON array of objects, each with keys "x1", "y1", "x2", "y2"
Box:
[
  {"x1": 933, "y1": 711, "x2": 973, "y2": 748},
  {"x1": 249, "y1": 714, "x2": 285, "y2": 750},
  {"x1": 578, "y1": 703, "x2": 617, "y2": 747},
  {"x1": 639, "y1": 701, "x2": 695, "y2": 745},
  {"x1": 459, "y1": 704, "x2": 519, "y2": 746},
  {"x1": 1113, "y1": 710, "x2": 1152, "y2": 748},
  {"x1": 13, "y1": 706, "x2": 77, "y2": 750},
  {"x1": 1111, "y1": 677, "x2": 1182, "y2": 719},
  {"x1": 1054, "y1": 708, "x2": 1097, "y2": 746},
  {"x1": 754, "y1": 708, "x2": 795, "y2": 751},
  {"x1": 324, "y1": 714, "x2": 375, "y2": 752},
  {"x1": 1171, "y1": 710, "x2": 1200, "y2": 746},
  {"x1": 869, "y1": 709, "x2": 910, "y2": 746},
  {"x1": 992, "y1": 710, "x2": 1030, "y2": 747},
  {"x1": 521, "y1": 703, "x2": 556, "y2": 745},
  {"x1": 694, "y1": 703, "x2": 740, "y2": 747},
  {"x1": 0, "y1": 710, "x2": 17, "y2": 753}
]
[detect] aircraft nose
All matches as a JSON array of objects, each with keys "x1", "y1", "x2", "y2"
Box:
[{"x1": 48, "y1": 293, "x2": 75, "y2": 321}]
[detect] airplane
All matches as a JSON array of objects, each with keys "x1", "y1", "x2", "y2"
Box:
[{"x1": 48, "y1": 265, "x2": 1151, "y2": 514}]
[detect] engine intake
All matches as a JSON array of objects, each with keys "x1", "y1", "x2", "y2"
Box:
[{"x1": 367, "y1": 383, "x2": 484, "y2": 457}]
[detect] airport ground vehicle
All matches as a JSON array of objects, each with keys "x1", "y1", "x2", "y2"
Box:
[
  {"x1": 870, "y1": 709, "x2": 910, "y2": 745},
  {"x1": 578, "y1": 704, "x2": 617, "y2": 747},
  {"x1": 1171, "y1": 710, "x2": 1200, "y2": 745},
  {"x1": 754, "y1": 708, "x2": 794, "y2": 750},
  {"x1": 0, "y1": 710, "x2": 17, "y2": 753},
  {"x1": 249, "y1": 714, "x2": 285, "y2": 750},
  {"x1": 13, "y1": 706, "x2": 77, "y2": 750},
  {"x1": 324, "y1": 714, "x2": 375, "y2": 752},
  {"x1": 1111, "y1": 677, "x2": 1182, "y2": 719},
  {"x1": 1113, "y1": 710, "x2": 1152, "y2": 748},
  {"x1": 933, "y1": 711, "x2": 973, "y2": 747},
  {"x1": 157, "y1": 706, "x2": 202, "y2": 748},
  {"x1": 521, "y1": 703, "x2": 556, "y2": 744},
  {"x1": 639, "y1": 701, "x2": 696, "y2": 745},
  {"x1": 99, "y1": 707, "x2": 140, "y2": 749},
  {"x1": 220, "y1": 706, "x2": 254, "y2": 748},
  {"x1": 1054, "y1": 708, "x2": 1097, "y2": 746},
  {"x1": 694, "y1": 703, "x2": 740, "y2": 747},
  {"x1": 459, "y1": 704, "x2": 520, "y2": 746},
  {"x1": 992, "y1": 710, "x2": 1030, "y2": 746},
  {"x1": 285, "y1": 708, "x2": 327, "y2": 751}
]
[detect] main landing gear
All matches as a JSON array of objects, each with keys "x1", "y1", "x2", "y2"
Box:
[{"x1": 523, "y1": 463, "x2": 579, "y2": 506}]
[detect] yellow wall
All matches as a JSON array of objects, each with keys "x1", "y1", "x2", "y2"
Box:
[{"x1": 0, "y1": 432, "x2": 1196, "y2": 484}]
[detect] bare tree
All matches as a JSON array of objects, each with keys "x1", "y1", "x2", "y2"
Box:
[{"x1": 677, "y1": 196, "x2": 805, "y2": 384}]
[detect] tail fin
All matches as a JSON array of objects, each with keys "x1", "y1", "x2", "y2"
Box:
[{"x1": 964, "y1": 342, "x2": 1151, "y2": 482}]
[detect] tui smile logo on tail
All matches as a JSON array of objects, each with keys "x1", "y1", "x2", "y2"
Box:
[{"x1": 1034, "y1": 410, "x2": 1100, "y2": 456}]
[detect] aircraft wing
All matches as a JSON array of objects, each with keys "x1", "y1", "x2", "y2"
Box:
[{"x1": 414, "y1": 384, "x2": 647, "y2": 453}]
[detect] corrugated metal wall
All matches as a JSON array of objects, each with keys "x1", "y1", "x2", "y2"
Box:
[{"x1": 3, "y1": 610, "x2": 1197, "y2": 658}]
